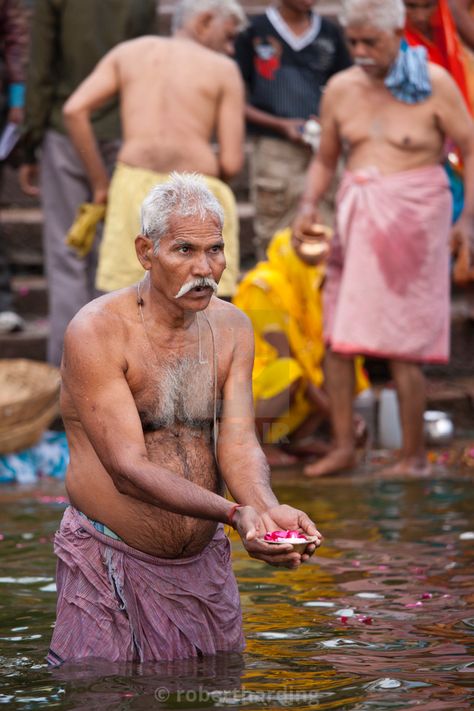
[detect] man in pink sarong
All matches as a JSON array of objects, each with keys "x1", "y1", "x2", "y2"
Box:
[
  {"x1": 48, "y1": 173, "x2": 322, "y2": 666},
  {"x1": 293, "y1": 0, "x2": 474, "y2": 477}
]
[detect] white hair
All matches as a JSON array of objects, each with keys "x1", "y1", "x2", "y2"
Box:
[
  {"x1": 172, "y1": 0, "x2": 247, "y2": 33},
  {"x1": 340, "y1": 0, "x2": 406, "y2": 31},
  {"x1": 140, "y1": 172, "x2": 224, "y2": 253}
]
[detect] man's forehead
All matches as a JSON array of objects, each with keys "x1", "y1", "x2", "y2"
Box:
[
  {"x1": 346, "y1": 23, "x2": 389, "y2": 39},
  {"x1": 164, "y1": 215, "x2": 223, "y2": 242}
]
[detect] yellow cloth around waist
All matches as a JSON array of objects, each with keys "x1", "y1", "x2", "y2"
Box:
[
  {"x1": 233, "y1": 228, "x2": 369, "y2": 442},
  {"x1": 96, "y1": 163, "x2": 240, "y2": 297},
  {"x1": 65, "y1": 203, "x2": 106, "y2": 258}
]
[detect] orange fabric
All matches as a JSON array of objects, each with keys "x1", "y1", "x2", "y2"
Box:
[{"x1": 404, "y1": 0, "x2": 472, "y2": 112}]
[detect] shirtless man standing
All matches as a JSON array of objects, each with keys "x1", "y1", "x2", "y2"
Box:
[
  {"x1": 293, "y1": 0, "x2": 474, "y2": 477},
  {"x1": 63, "y1": 0, "x2": 246, "y2": 299},
  {"x1": 47, "y1": 173, "x2": 321, "y2": 666}
]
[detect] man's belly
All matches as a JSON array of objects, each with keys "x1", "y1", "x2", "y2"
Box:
[
  {"x1": 66, "y1": 428, "x2": 222, "y2": 558},
  {"x1": 118, "y1": 138, "x2": 219, "y2": 177},
  {"x1": 346, "y1": 141, "x2": 443, "y2": 175}
]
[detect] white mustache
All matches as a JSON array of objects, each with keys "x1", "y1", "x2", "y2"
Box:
[
  {"x1": 174, "y1": 277, "x2": 218, "y2": 299},
  {"x1": 354, "y1": 57, "x2": 377, "y2": 66}
]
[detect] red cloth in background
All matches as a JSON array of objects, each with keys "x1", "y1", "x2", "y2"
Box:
[{"x1": 404, "y1": 0, "x2": 472, "y2": 112}]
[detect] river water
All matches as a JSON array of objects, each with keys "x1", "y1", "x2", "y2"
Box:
[{"x1": 1, "y1": 460, "x2": 473, "y2": 710}]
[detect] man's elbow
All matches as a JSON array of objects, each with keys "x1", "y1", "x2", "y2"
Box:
[
  {"x1": 220, "y1": 152, "x2": 244, "y2": 180},
  {"x1": 62, "y1": 97, "x2": 88, "y2": 127},
  {"x1": 104, "y1": 458, "x2": 138, "y2": 496}
]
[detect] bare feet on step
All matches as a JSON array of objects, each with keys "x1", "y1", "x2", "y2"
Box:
[
  {"x1": 282, "y1": 436, "x2": 331, "y2": 458},
  {"x1": 379, "y1": 456, "x2": 432, "y2": 477},
  {"x1": 303, "y1": 446, "x2": 356, "y2": 477}
]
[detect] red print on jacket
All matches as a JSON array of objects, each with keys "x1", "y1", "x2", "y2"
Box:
[{"x1": 253, "y1": 36, "x2": 282, "y2": 80}]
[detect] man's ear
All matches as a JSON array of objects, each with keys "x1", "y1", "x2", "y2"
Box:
[
  {"x1": 135, "y1": 235, "x2": 154, "y2": 270},
  {"x1": 193, "y1": 11, "x2": 215, "y2": 39}
]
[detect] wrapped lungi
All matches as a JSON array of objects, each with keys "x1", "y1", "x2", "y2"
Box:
[
  {"x1": 324, "y1": 165, "x2": 452, "y2": 363},
  {"x1": 96, "y1": 163, "x2": 240, "y2": 298},
  {"x1": 47, "y1": 507, "x2": 244, "y2": 665}
]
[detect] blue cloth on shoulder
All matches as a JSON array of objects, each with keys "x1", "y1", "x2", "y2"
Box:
[{"x1": 385, "y1": 42, "x2": 432, "y2": 103}]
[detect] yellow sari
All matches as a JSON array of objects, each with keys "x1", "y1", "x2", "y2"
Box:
[{"x1": 233, "y1": 229, "x2": 369, "y2": 443}]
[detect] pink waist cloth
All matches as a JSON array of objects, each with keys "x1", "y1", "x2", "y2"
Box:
[
  {"x1": 47, "y1": 506, "x2": 244, "y2": 666},
  {"x1": 324, "y1": 165, "x2": 452, "y2": 362}
]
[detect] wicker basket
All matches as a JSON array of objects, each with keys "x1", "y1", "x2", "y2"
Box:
[{"x1": 0, "y1": 359, "x2": 61, "y2": 455}]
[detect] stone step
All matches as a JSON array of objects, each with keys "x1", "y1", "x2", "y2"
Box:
[
  {"x1": 12, "y1": 275, "x2": 48, "y2": 318},
  {"x1": 0, "y1": 165, "x2": 39, "y2": 210},
  {"x1": 1, "y1": 207, "x2": 43, "y2": 269},
  {"x1": 0, "y1": 318, "x2": 48, "y2": 361}
]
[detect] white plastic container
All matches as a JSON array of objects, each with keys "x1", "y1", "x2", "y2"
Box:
[
  {"x1": 378, "y1": 387, "x2": 402, "y2": 449},
  {"x1": 353, "y1": 388, "x2": 377, "y2": 446}
]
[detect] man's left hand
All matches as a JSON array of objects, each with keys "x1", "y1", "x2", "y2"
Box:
[{"x1": 263, "y1": 504, "x2": 323, "y2": 561}]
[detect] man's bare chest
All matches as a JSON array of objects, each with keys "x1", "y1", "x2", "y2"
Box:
[
  {"x1": 134, "y1": 357, "x2": 219, "y2": 433},
  {"x1": 339, "y1": 92, "x2": 440, "y2": 151}
]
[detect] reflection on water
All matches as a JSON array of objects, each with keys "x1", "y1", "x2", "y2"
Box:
[{"x1": 0, "y1": 466, "x2": 473, "y2": 710}]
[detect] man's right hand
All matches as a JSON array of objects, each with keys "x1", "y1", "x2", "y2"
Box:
[
  {"x1": 19, "y1": 164, "x2": 40, "y2": 197},
  {"x1": 233, "y1": 505, "x2": 303, "y2": 569},
  {"x1": 278, "y1": 118, "x2": 306, "y2": 144},
  {"x1": 92, "y1": 181, "x2": 109, "y2": 205},
  {"x1": 292, "y1": 202, "x2": 320, "y2": 239}
]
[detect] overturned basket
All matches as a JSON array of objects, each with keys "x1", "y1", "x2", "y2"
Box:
[{"x1": 0, "y1": 359, "x2": 61, "y2": 455}]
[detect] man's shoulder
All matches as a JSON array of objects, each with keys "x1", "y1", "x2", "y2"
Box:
[
  {"x1": 65, "y1": 289, "x2": 131, "y2": 345},
  {"x1": 325, "y1": 66, "x2": 358, "y2": 92},
  {"x1": 210, "y1": 298, "x2": 252, "y2": 329},
  {"x1": 428, "y1": 61, "x2": 458, "y2": 92},
  {"x1": 114, "y1": 34, "x2": 165, "y2": 57},
  {"x1": 171, "y1": 37, "x2": 236, "y2": 70}
]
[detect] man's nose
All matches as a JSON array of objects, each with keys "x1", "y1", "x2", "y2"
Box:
[
  {"x1": 192, "y1": 251, "x2": 213, "y2": 276},
  {"x1": 352, "y1": 41, "x2": 368, "y2": 57}
]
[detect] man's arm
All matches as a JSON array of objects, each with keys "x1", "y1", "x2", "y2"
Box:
[
  {"x1": 244, "y1": 104, "x2": 306, "y2": 143},
  {"x1": 217, "y1": 309, "x2": 322, "y2": 551},
  {"x1": 62, "y1": 48, "x2": 122, "y2": 203},
  {"x1": 216, "y1": 59, "x2": 245, "y2": 181},
  {"x1": 434, "y1": 66, "x2": 474, "y2": 262},
  {"x1": 293, "y1": 78, "x2": 343, "y2": 234},
  {"x1": 62, "y1": 308, "x2": 246, "y2": 524}
]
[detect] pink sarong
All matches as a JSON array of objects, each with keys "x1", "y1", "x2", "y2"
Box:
[
  {"x1": 324, "y1": 165, "x2": 452, "y2": 363},
  {"x1": 47, "y1": 507, "x2": 244, "y2": 665}
]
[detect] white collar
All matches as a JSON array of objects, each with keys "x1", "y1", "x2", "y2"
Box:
[{"x1": 266, "y1": 6, "x2": 321, "y2": 51}]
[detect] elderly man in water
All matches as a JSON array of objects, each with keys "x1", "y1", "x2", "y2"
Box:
[
  {"x1": 47, "y1": 172, "x2": 322, "y2": 666},
  {"x1": 293, "y1": 0, "x2": 474, "y2": 477}
]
